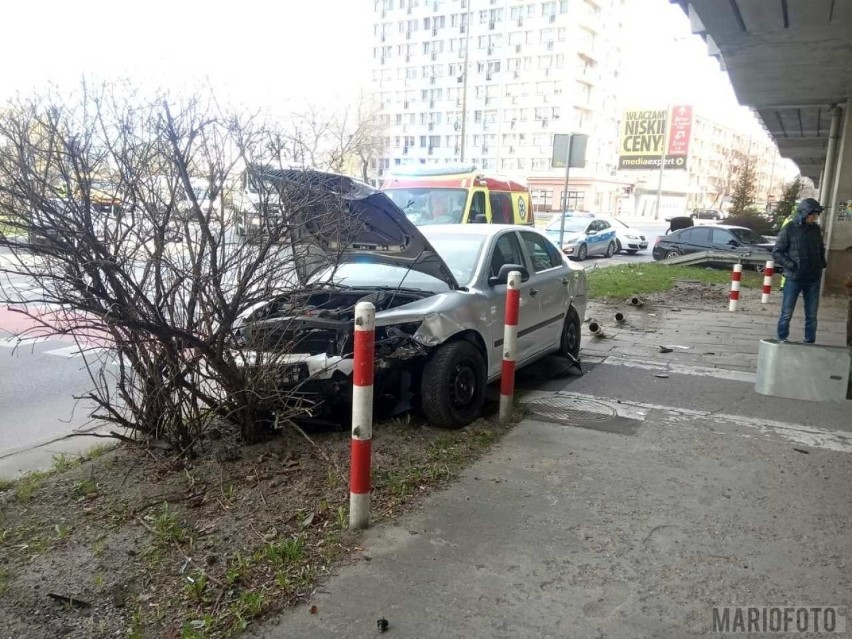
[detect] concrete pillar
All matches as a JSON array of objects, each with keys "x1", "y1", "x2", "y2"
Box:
[
  {"x1": 824, "y1": 100, "x2": 852, "y2": 296},
  {"x1": 820, "y1": 106, "x2": 843, "y2": 215}
]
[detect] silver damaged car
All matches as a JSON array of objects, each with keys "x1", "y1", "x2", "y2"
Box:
[{"x1": 237, "y1": 171, "x2": 587, "y2": 429}]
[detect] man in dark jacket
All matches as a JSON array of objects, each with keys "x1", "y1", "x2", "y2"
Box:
[{"x1": 772, "y1": 198, "x2": 827, "y2": 343}]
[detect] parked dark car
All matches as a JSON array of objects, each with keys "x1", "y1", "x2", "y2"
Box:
[{"x1": 653, "y1": 225, "x2": 776, "y2": 262}]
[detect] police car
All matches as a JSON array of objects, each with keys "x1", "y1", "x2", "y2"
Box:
[{"x1": 544, "y1": 213, "x2": 618, "y2": 261}]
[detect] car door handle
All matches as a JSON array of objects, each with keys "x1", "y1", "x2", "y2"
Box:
[{"x1": 529, "y1": 288, "x2": 539, "y2": 297}]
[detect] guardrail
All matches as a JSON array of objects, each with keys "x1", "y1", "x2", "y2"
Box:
[{"x1": 662, "y1": 250, "x2": 772, "y2": 268}]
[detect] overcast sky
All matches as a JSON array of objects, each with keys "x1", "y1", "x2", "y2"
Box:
[{"x1": 0, "y1": 0, "x2": 795, "y2": 177}]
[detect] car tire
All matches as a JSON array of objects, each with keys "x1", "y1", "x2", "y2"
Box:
[
  {"x1": 605, "y1": 241, "x2": 616, "y2": 258},
  {"x1": 615, "y1": 239, "x2": 622, "y2": 253},
  {"x1": 664, "y1": 249, "x2": 682, "y2": 260},
  {"x1": 575, "y1": 243, "x2": 588, "y2": 261},
  {"x1": 559, "y1": 307, "x2": 581, "y2": 360},
  {"x1": 627, "y1": 249, "x2": 638, "y2": 255},
  {"x1": 421, "y1": 340, "x2": 486, "y2": 429}
]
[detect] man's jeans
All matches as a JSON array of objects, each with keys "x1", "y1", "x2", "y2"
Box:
[{"x1": 777, "y1": 278, "x2": 821, "y2": 343}]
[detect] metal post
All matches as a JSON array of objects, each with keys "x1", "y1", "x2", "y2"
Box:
[
  {"x1": 761, "y1": 260, "x2": 775, "y2": 304},
  {"x1": 820, "y1": 104, "x2": 844, "y2": 298},
  {"x1": 558, "y1": 135, "x2": 572, "y2": 248},
  {"x1": 458, "y1": 7, "x2": 471, "y2": 162},
  {"x1": 654, "y1": 105, "x2": 670, "y2": 221},
  {"x1": 729, "y1": 263, "x2": 742, "y2": 312},
  {"x1": 349, "y1": 301, "x2": 375, "y2": 530},
  {"x1": 499, "y1": 271, "x2": 521, "y2": 424}
]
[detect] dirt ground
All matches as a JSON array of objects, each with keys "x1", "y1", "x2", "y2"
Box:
[{"x1": 0, "y1": 414, "x2": 510, "y2": 638}]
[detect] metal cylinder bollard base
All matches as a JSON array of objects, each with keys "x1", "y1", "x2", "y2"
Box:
[
  {"x1": 729, "y1": 263, "x2": 742, "y2": 312},
  {"x1": 614, "y1": 312, "x2": 625, "y2": 323},
  {"x1": 499, "y1": 271, "x2": 522, "y2": 425},
  {"x1": 588, "y1": 320, "x2": 605, "y2": 337},
  {"x1": 349, "y1": 301, "x2": 375, "y2": 531},
  {"x1": 629, "y1": 297, "x2": 644, "y2": 307},
  {"x1": 761, "y1": 260, "x2": 775, "y2": 304}
]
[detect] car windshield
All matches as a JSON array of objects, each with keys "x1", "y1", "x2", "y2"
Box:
[
  {"x1": 729, "y1": 228, "x2": 768, "y2": 245},
  {"x1": 385, "y1": 188, "x2": 468, "y2": 225},
  {"x1": 545, "y1": 217, "x2": 589, "y2": 234}
]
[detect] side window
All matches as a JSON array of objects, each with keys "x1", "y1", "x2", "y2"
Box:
[
  {"x1": 713, "y1": 229, "x2": 734, "y2": 245},
  {"x1": 489, "y1": 192, "x2": 512, "y2": 224},
  {"x1": 489, "y1": 232, "x2": 524, "y2": 277},
  {"x1": 470, "y1": 191, "x2": 486, "y2": 221},
  {"x1": 598, "y1": 220, "x2": 611, "y2": 231},
  {"x1": 690, "y1": 227, "x2": 712, "y2": 246},
  {"x1": 587, "y1": 220, "x2": 600, "y2": 233},
  {"x1": 678, "y1": 228, "x2": 694, "y2": 242},
  {"x1": 521, "y1": 231, "x2": 560, "y2": 272}
]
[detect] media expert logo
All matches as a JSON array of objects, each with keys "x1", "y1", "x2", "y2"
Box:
[
  {"x1": 712, "y1": 606, "x2": 846, "y2": 634},
  {"x1": 618, "y1": 106, "x2": 692, "y2": 171}
]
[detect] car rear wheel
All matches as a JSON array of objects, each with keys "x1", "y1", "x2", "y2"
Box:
[
  {"x1": 559, "y1": 308, "x2": 581, "y2": 360},
  {"x1": 664, "y1": 249, "x2": 682, "y2": 260},
  {"x1": 605, "y1": 241, "x2": 616, "y2": 258},
  {"x1": 575, "y1": 243, "x2": 588, "y2": 261},
  {"x1": 421, "y1": 340, "x2": 486, "y2": 429}
]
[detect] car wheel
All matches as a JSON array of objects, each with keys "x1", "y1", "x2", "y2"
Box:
[
  {"x1": 664, "y1": 249, "x2": 682, "y2": 260},
  {"x1": 627, "y1": 249, "x2": 638, "y2": 255},
  {"x1": 605, "y1": 241, "x2": 616, "y2": 258},
  {"x1": 559, "y1": 308, "x2": 581, "y2": 360},
  {"x1": 421, "y1": 340, "x2": 486, "y2": 429},
  {"x1": 615, "y1": 239, "x2": 622, "y2": 253},
  {"x1": 576, "y1": 243, "x2": 588, "y2": 261}
]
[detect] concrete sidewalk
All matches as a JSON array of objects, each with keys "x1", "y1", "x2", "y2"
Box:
[{"x1": 256, "y1": 295, "x2": 851, "y2": 638}]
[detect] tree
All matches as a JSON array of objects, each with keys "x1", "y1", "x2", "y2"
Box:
[
  {"x1": 728, "y1": 155, "x2": 757, "y2": 217},
  {"x1": 710, "y1": 147, "x2": 748, "y2": 209},
  {"x1": 0, "y1": 82, "x2": 362, "y2": 452},
  {"x1": 773, "y1": 176, "x2": 802, "y2": 227},
  {"x1": 278, "y1": 93, "x2": 384, "y2": 183}
]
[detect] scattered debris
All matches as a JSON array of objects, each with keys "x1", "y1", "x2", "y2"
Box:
[
  {"x1": 654, "y1": 373, "x2": 670, "y2": 379},
  {"x1": 662, "y1": 345, "x2": 691, "y2": 350},
  {"x1": 310, "y1": 605, "x2": 319, "y2": 615},
  {"x1": 588, "y1": 321, "x2": 605, "y2": 338},
  {"x1": 658, "y1": 346, "x2": 673, "y2": 354},
  {"x1": 793, "y1": 448, "x2": 810, "y2": 455},
  {"x1": 47, "y1": 593, "x2": 92, "y2": 609},
  {"x1": 378, "y1": 617, "x2": 390, "y2": 632}
]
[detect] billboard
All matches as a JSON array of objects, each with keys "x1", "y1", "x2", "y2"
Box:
[{"x1": 618, "y1": 105, "x2": 692, "y2": 170}]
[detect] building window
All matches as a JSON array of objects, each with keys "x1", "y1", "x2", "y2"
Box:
[
  {"x1": 560, "y1": 190, "x2": 585, "y2": 210},
  {"x1": 532, "y1": 189, "x2": 551, "y2": 211}
]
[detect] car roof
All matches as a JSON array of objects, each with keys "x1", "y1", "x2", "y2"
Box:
[{"x1": 420, "y1": 223, "x2": 542, "y2": 238}]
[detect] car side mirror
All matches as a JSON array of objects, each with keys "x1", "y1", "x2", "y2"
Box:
[
  {"x1": 587, "y1": 229, "x2": 598, "y2": 236},
  {"x1": 727, "y1": 239, "x2": 740, "y2": 247},
  {"x1": 473, "y1": 214, "x2": 487, "y2": 224},
  {"x1": 488, "y1": 263, "x2": 529, "y2": 286}
]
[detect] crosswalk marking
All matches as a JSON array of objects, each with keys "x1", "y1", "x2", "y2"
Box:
[
  {"x1": 43, "y1": 344, "x2": 110, "y2": 359},
  {"x1": 0, "y1": 336, "x2": 53, "y2": 348}
]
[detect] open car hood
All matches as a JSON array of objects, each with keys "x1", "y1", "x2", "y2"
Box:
[{"x1": 251, "y1": 167, "x2": 459, "y2": 290}]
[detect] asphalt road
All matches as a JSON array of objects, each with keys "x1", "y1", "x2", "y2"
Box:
[{"x1": 0, "y1": 257, "x2": 100, "y2": 453}]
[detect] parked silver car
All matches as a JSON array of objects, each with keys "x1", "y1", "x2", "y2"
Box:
[{"x1": 236, "y1": 174, "x2": 587, "y2": 428}]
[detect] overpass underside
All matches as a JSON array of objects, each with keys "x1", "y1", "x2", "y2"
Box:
[{"x1": 672, "y1": 0, "x2": 852, "y2": 293}]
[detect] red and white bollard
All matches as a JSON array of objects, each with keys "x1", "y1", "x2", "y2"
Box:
[
  {"x1": 499, "y1": 271, "x2": 522, "y2": 424},
  {"x1": 729, "y1": 263, "x2": 742, "y2": 312},
  {"x1": 761, "y1": 260, "x2": 775, "y2": 304},
  {"x1": 349, "y1": 301, "x2": 375, "y2": 530}
]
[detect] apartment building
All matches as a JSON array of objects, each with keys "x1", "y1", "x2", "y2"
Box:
[
  {"x1": 369, "y1": 0, "x2": 629, "y2": 213},
  {"x1": 623, "y1": 113, "x2": 787, "y2": 219}
]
